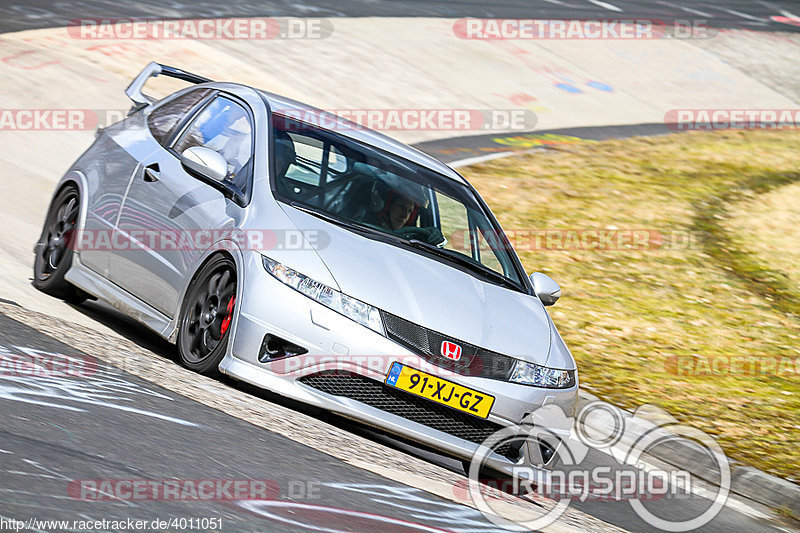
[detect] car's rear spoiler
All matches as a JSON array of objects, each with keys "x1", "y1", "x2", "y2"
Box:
[{"x1": 125, "y1": 61, "x2": 212, "y2": 114}]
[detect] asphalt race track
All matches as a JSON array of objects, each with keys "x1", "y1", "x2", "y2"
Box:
[
  {"x1": 0, "y1": 0, "x2": 800, "y2": 33},
  {"x1": 413, "y1": 123, "x2": 674, "y2": 164},
  {"x1": 0, "y1": 309, "x2": 504, "y2": 532}
]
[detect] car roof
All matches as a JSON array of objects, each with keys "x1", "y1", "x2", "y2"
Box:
[{"x1": 256, "y1": 89, "x2": 468, "y2": 185}]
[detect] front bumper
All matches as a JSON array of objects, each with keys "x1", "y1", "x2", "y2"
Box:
[{"x1": 220, "y1": 252, "x2": 578, "y2": 475}]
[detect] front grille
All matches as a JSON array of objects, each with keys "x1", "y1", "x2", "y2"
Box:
[
  {"x1": 299, "y1": 371, "x2": 520, "y2": 461},
  {"x1": 381, "y1": 311, "x2": 516, "y2": 380}
]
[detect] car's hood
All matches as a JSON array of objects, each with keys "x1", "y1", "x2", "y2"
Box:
[{"x1": 280, "y1": 205, "x2": 572, "y2": 368}]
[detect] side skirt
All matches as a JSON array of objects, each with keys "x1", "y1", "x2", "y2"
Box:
[{"x1": 65, "y1": 255, "x2": 174, "y2": 340}]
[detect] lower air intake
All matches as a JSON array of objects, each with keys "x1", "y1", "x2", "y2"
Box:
[{"x1": 299, "y1": 371, "x2": 520, "y2": 461}]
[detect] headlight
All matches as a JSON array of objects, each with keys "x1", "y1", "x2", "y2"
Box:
[
  {"x1": 262, "y1": 256, "x2": 385, "y2": 335},
  {"x1": 510, "y1": 360, "x2": 575, "y2": 388}
]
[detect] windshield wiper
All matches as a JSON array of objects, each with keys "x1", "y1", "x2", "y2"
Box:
[{"x1": 405, "y1": 239, "x2": 520, "y2": 290}]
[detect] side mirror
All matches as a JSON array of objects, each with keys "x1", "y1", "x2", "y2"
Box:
[
  {"x1": 530, "y1": 272, "x2": 561, "y2": 306},
  {"x1": 180, "y1": 146, "x2": 228, "y2": 182}
]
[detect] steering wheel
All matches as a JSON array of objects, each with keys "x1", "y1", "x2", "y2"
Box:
[{"x1": 394, "y1": 226, "x2": 446, "y2": 247}]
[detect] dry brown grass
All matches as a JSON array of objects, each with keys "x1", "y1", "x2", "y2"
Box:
[
  {"x1": 726, "y1": 182, "x2": 800, "y2": 293},
  {"x1": 460, "y1": 130, "x2": 800, "y2": 481}
]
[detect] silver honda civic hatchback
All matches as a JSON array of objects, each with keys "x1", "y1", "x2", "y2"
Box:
[{"x1": 34, "y1": 62, "x2": 578, "y2": 477}]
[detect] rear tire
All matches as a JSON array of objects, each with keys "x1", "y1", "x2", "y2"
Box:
[
  {"x1": 177, "y1": 255, "x2": 237, "y2": 375},
  {"x1": 33, "y1": 185, "x2": 87, "y2": 304}
]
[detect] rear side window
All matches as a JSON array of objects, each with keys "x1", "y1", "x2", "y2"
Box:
[
  {"x1": 284, "y1": 133, "x2": 347, "y2": 186},
  {"x1": 147, "y1": 88, "x2": 212, "y2": 145}
]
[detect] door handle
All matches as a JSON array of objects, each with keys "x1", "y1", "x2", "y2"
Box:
[{"x1": 144, "y1": 163, "x2": 160, "y2": 182}]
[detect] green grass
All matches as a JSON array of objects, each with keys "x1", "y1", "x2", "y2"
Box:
[{"x1": 460, "y1": 130, "x2": 800, "y2": 481}]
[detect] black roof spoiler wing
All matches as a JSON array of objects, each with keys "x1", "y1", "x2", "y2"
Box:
[{"x1": 125, "y1": 62, "x2": 212, "y2": 114}]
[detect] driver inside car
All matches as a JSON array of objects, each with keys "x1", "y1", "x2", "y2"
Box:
[
  {"x1": 374, "y1": 187, "x2": 445, "y2": 246},
  {"x1": 381, "y1": 190, "x2": 418, "y2": 231}
]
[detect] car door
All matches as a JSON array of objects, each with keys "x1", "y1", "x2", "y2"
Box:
[
  {"x1": 111, "y1": 92, "x2": 254, "y2": 317},
  {"x1": 79, "y1": 87, "x2": 213, "y2": 278}
]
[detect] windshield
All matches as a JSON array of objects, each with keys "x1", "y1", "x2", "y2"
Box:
[{"x1": 270, "y1": 114, "x2": 525, "y2": 290}]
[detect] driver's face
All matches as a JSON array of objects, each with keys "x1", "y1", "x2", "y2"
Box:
[{"x1": 389, "y1": 196, "x2": 415, "y2": 230}]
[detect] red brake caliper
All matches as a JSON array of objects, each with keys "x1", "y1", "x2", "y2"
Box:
[{"x1": 220, "y1": 297, "x2": 236, "y2": 336}]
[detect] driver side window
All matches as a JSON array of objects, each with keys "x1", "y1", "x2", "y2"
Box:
[{"x1": 173, "y1": 95, "x2": 253, "y2": 193}]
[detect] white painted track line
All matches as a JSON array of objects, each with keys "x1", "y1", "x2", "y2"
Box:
[
  {"x1": 656, "y1": 1, "x2": 713, "y2": 17},
  {"x1": 723, "y1": 8, "x2": 768, "y2": 22},
  {"x1": 586, "y1": 0, "x2": 623, "y2": 13}
]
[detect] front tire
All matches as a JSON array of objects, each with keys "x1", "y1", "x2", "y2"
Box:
[
  {"x1": 177, "y1": 255, "x2": 237, "y2": 375},
  {"x1": 33, "y1": 185, "x2": 87, "y2": 304}
]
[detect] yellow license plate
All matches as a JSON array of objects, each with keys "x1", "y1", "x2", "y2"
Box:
[{"x1": 384, "y1": 362, "x2": 495, "y2": 419}]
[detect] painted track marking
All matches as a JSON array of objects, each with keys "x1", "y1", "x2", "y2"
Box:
[{"x1": 586, "y1": 0, "x2": 623, "y2": 12}]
